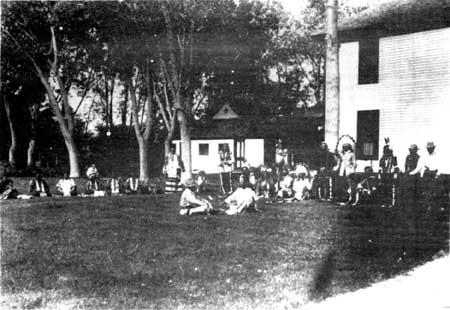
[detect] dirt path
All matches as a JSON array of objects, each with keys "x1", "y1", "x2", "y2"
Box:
[{"x1": 303, "y1": 254, "x2": 450, "y2": 310}]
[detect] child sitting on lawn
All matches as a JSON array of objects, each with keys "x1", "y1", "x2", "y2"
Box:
[
  {"x1": 179, "y1": 179, "x2": 213, "y2": 215},
  {"x1": 277, "y1": 170, "x2": 294, "y2": 200},
  {"x1": 223, "y1": 174, "x2": 262, "y2": 215},
  {"x1": 292, "y1": 165, "x2": 312, "y2": 201}
]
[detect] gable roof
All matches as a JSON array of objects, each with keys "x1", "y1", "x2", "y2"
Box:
[
  {"x1": 313, "y1": 0, "x2": 450, "y2": 39},
  {"x1": 212, "y1": 104, "x2": 240, "y2": 120}
]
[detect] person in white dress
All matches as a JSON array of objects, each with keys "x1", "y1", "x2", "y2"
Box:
[{"x1": 56, "y1": 173, "x2": 77, "y2": 196}]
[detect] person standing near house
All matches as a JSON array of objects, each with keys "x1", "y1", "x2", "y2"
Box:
[
  {"x1": 218, "y1": 144, "x2": 233, "y2": 194},
  {"x1": 409, "y1": 142, "x2": 439, "y2": 178},
  {"x1": 29, "y1": 172, "x2": 51, "y2": 197},
  {"x1": 163, "y1": 146, "x2": 184, "y2": 193},
  {"x1": 404, "y1": 144, "x2": 420, "y2": 173},
  {"x1": 379, "y1": 145, "x2": 398, "y2": 174},
  {"x1": 312, "y1": 142, "x2": 337, "y2": 200},
  {"x1": 337, "y1": 143, "x2": 356, "y2": 203},
  {"x1": 409, "y1": 141, "x2": 440, "y2": 209}
]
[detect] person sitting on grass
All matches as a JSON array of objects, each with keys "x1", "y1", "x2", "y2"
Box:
[
  {"x1": 107, "y1": 173, "x2": 123, "y2": 196},
  {"x1": 292, "y1": 165, "x2": 312, "y2": 201},
  {"x1": 222, "y1": 174, "x2": 262, "y2": 215},
  {"x1": 55, "y1": 173, "x2": 77, "y2": 197},
  {"x1": 86, "y1": 164, "x2": 99, "y2": 180},
  {"x1": 277, "y1": 170, "x2": 294, "y2": 201},
  {"x1": 0, "y1": 174, "x2": 18, "y2": 199},
  {"x1": 29, "y1": 172, "x2": 51, "y2": 197},
  {"x1": 248, "y1": 169, "x2": 258, "y2": 191},
  {"x1": 179, "y1": 178, "x2": 214, "y2": 215},
  {"x1": 196, "y1": 170, "x2": 207, "y2": 194},
  {"x1": 126, "y1": 174, "x2": 142, "y2": 195},
  {"x1": 255, "y1": 166, "x2": 275, "y2": 199},
  {"x1": 353, "y1": 166, "x2": 379, "y2": 206},
  {"x1": 84, "y1": 177, "x2": 104, "y2": 196}
]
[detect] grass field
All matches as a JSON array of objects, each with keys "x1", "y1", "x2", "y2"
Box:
[{"x1": 1, "y1": 195, "x2": 448, "y2": 310}]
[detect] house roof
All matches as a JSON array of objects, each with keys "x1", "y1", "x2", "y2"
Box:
[{"x1": 313, "y1": 0, "x2": 450, "y2": 39}]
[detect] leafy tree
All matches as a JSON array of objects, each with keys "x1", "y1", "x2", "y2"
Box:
[{"x1": 2, "y1": 1, "x2": 97, "y2": 177}]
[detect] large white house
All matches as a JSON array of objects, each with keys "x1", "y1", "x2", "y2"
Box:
[{"x1": 328, "y1": 0, "x2": 450, "y2": 173}]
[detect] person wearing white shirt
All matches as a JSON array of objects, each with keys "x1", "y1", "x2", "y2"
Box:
[
  {"x1": 224, "y1": 174, "x2": 262, "y2": 215},
  {"x1": 56, "y1": 173, "x2": 77, "y2": 196},
  {"x1": 107, "y1": 173, "x2": 122, "y2": 196},
  {"x1": 409, "y1": 141, "x2": 439, "y2": 178}
]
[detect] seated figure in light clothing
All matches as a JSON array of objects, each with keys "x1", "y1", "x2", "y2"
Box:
[
  {"x1": 126, "y1": 174, "x2": 141, "y2": 195},
  {"x1": 292, "y1": 163, "x2": 312, "y2": 201},
  {"x1": 107, "y1": 173, "x2": 123, "y2": 196},
  {"x1": 277, "y1": 170, "x2": 294, "y2": 199},
  {"x1": 179, "y1": 178, "x2": 213, "y2": 215},
  {"x1": 56, "y1": 173, "x2": 77, "y2": 196},
  {"x1": 223, "y1": 174, "x2": 262, "y2": 215}
]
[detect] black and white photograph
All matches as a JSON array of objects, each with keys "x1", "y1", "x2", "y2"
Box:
[{"x1": 1, "y1": 0, "x2": 449, "y2": 309}]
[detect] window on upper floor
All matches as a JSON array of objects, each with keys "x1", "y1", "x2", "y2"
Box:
[
  {"x1": 356, "y1": 110, "x2": 379, "y2": 160},
  {"x1": 358, "y1": 38, "x2": 379, "y2": 85}
]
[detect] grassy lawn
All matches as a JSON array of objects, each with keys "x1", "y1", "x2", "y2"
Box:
[{"x1": 1, "y1": 195, "x2": 448, "y2": 309}]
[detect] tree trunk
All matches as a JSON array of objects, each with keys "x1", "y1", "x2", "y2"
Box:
[
  {"x1": 325, "y1": 0, "x2": 340, "y2": 149},
  {"x1": 137, "y1": 137, "x2": 150, "y2": 181},
  {"x1": 27, "y1": 139, "x2": 36, "y2": 167},
  {"x1": 121, "y1": 84, "x2": 128, "y2": 127},
  {"x1": 34, "y1": 67, "x2": 81, "y2": 177},
  {"x1": 3, "y1": 99, "x2": 17, "y2": 168},
  {"x1": 177, "y1": 110, "x2": 191, "y2": 179},
  {"x1": 27, "y1": 103, "x2": 38, "y2": 168},
  {"x1": 64, "y1": 135, "x2": 81, "y2": 178}
]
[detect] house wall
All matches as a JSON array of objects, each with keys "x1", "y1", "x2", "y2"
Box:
[
  {"x1": 173, "y1": 138, "x2": 265, "y2": 174},
  {"x1": 339, "y1": 27, "x2": 450, "y2": 173}
]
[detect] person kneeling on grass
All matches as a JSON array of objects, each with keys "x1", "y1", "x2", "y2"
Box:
[
  {"x1": 179, "y1": 178, "x2": 214, "y2": 215},
  {"x1": 222, "y1": 175, "x2": 262, "y2": 215},
  {"x1": 56, "y1": 173, "x2": 77, "y2": 197}
]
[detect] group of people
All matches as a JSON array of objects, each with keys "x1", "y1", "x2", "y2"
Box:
[
  {"x1": 0, "y1": 164, "x2": 162, "y2": 200},
  {"x1": 1, "y1": 139, "x2": 445, "y2": 213}
]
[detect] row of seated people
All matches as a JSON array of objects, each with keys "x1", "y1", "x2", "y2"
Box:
[{"x1": 0, "y1": 172, "x2": 161, "y2": 200}]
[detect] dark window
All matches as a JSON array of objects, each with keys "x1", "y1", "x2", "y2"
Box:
[
  {"x1": 356, "y1": 110, "x2": 379, "y2": 160},
  {"x1": 358, "y1": 38, "x2": 379, "y2": 84},
  {"x1": 199, "y1": 143, "x2": 209, "y2": 156}
]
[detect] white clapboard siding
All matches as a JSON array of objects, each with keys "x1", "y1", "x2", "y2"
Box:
[{"x1": 339, "y1": 27, "x2": 450, "y2": 173}]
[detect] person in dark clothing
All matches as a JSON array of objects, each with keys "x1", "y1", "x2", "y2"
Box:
[
  {"x1": 379, "y1": 145, "x2": 397, "y2": 174},
  {"x1": 404, "y1": 144, "x2": 420, "y2": 173},
  {"x1": 312, "y1": 142, "x2": 337, "y2": 200},
  {"x1": 0, "y1": 175, "x2": 18, "y2": 199},
  {"x1": 29, "y1": 173, "x2": 51, "y2": 197}
]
